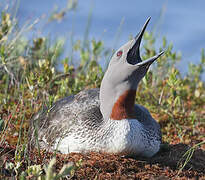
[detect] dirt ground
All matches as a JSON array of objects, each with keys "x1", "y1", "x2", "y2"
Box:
[{"x1": 1, "y1": 143, "x2": 205, "y2": 179}]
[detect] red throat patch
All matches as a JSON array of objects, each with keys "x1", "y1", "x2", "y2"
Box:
[{"x1": 110, "y1": 90, "x2": 136, "y2": 120}]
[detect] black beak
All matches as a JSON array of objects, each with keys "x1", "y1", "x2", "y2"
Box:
[
  {"x1": 136, "y1": 51, "x2": 164, "y2": 67},
  {"x1": 127, "y1": 17, "x2": 164, "y2": 67},
  {"x1": 127, "y1": 17, "x2": 151, "y2": 65}
]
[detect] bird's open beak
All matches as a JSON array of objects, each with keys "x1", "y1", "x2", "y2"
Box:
[
  {"x1": 127, "y1": 17, "x2": 164, "y2": 66},
  {"x1": 136, "y1": 51, "x2": 164, "y2": 67}
]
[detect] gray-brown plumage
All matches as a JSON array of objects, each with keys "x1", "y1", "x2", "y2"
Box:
[{"x1": 30, "y1": 17, "x2": 163, "y2": 157}]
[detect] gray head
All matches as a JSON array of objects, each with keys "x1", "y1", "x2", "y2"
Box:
[{"x1": 100, "y1": 17, "x2": 164, "y2": 120}]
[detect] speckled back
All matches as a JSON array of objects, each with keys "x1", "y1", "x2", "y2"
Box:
[{"x1": 29, "y1": 88, "x2": 103, "y2": 150}]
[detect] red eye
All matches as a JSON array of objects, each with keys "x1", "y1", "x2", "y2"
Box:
[{"x1": 117, "y1": 50, "x2": 123, "y2": 57}]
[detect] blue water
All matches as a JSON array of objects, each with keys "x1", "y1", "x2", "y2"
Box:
[{"x1": 1, "y1": 0, "x2": 205, "y2": 77}]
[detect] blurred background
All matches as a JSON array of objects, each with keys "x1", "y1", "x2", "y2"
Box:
[{"x1": 1, "y1": 0, "x2": 205, "y2": 75}]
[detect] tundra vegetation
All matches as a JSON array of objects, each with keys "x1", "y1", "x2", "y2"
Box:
[{"x1": 0, "y1": 1, "x2": 204, "y2": 179}]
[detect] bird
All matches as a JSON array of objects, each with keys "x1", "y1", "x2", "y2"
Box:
[{"x1": 30, "y1": 17, "x2": 164, "y2": 157}]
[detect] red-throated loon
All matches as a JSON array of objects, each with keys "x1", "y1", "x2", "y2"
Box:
[{"x1": 30, "y1": 17, "x2": 164, "y2": 157}]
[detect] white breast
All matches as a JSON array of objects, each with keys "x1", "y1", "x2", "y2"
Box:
[{"x1": 105, "y1": 119, "x2": 160, "y2": 157}]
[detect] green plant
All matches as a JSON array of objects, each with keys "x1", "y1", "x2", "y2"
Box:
[{"x1": 177, "y1": 141, "x2": 205, "y2": 175}]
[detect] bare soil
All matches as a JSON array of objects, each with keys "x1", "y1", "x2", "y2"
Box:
[{"x1": 0, "y1": 143, "x2": 205, "y2": 179}]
